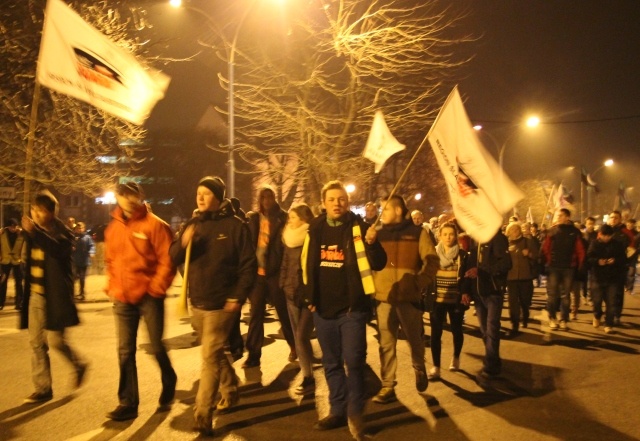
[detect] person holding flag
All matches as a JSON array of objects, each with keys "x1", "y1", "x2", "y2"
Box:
[{"x1": 169, "y1": 176, "x2": 256, "y2": 436}]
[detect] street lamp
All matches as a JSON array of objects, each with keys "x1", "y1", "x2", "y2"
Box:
[
  {"x1": 586, "y1": 159, "x2": 614, "y2": 217},
  {"x1": 170, "y1": 0, "x2": 260, "y2": 198},
  {"x1": 103, "y1": 191, "x2": 116, "y2": 223}
]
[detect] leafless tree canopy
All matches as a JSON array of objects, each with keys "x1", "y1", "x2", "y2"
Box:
[
  {"x1": 0, "y1": 0, "x2": 152, "y2": 198},
  {"x1": 214, "y1": 0, "x2": 474, "y2": 207}
]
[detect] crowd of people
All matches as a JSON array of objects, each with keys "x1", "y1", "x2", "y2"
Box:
[{"x1": 3, "y1": 180, "x2": 637, "y2": 440}]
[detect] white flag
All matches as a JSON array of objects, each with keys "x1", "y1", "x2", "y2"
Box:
[
  {"x1": 427, "y1": 87, "x2": 524, "y2": 243},
  {"x1": 37, "y1": 0, "x2": 170, "y2": 125},
  {"x1": 362, "y1": 111, "x2": 405, "y2": 173},
  {"x1": 526, "y1": 207, "x2": 533, "y2": 224}
]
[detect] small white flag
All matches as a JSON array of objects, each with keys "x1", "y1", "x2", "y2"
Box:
[
  {"x1": 37, "y1": 0, "x2": 170, "y2": 125},
  {"x1": 526, "y1": 207, "x2": 533, "y2": 224},
  {"x1": 362, "y1": 111, "x2": 405, "y2": 173},
  {"x1": 427, "y1": 87, "x2": 524, "y2": 243}
]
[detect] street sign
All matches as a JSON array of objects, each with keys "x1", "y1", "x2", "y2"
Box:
[{"x1": 0, "y1": 187, "x2": 16, "y2": 200}]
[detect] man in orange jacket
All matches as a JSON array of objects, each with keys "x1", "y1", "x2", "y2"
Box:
[{"x1": 104, "y1": 182, "x2": 177, "y2": 421}]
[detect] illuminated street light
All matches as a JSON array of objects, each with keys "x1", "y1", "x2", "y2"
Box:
[
  {"x1": 345, "y1": 184, "x2": 356, "y2": 194},
  {"x1": 473, "y1": 115, "x2": 540, "y2": 171},
  {"x1": 414, "y1": 193, "x2": 422, "y2": 201},
  {"x1": 526, "y1": 116, "x2": 540, "y2": 128}
]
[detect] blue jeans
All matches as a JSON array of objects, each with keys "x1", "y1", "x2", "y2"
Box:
[
  {"x1": 546, "y1": 268, "x2": 575, "y2": 321},
  {"x1": 313, "y1": 310, "x2": 367, "y2": 418},
  {"x1": 191, "y1": 307, "x2": 238, "y2": 419},
  {"x1": 474, "y1": 294, "x2": 502, "y2": 376},
  {"x1": 113, "y1": 295, "x2": 175, "y2": 408},
  {"x1": 29, "y1": 293, "x2": 84, "y2": 393},
  {"x1": 591, "y1": 280, "x2": 617, "y2": 327}
]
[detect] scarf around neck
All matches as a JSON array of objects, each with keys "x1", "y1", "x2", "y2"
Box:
[
  {"x1": 436, "y1": 242, "x2": 459, "y2": 269},
  {"x1": 282, "y1": 223, "x2": 309, "y2": 248}
]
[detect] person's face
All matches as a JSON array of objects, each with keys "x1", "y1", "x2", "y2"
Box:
[
  {"x1": 197, "y1": 186, "x2": 219, "y2": 212},
  {"x1": 626, "y1": 221, "x2": 635, "y2": 231},
  {"x1": 31, "y1": 205, "x2": 54, "y2": 228},
  {"x1": 599, "y1": 233, "x2": 612, "y2": 243},
  {"x1": 585, "y1": 219, "x2": 595, "y2": 231},
  {"x1": 555, "y1": 211, "x2": 569, "y2": 225},
  {"x1": 365, "y1": 204, "x2": 377, "y2": 219},
  {"x1": 260, "y1": 190, "x2": 276, "y2": 212},
  {"x1": 287, "y1": 210, "x2": 304, "y2": 229},
  {"x1": 75, "y1": 225, "x2": 86, "y2": 234},
  {"x1": 380, "y1": 202, "x2": 401, "y2": 225},
  {"x1": 608, "y1": 212, "x2": 622, "y2": 226},
  {"x1": 439, "y1": 226, "x2": 457, "y2": 248},
  {"x1": 412, "y1": 212, "x2": 424, "y2": 226},
  {"x1": 116, "y1": 192, "x2": 143, "y2": 218},
  {"x1": 324, "y1": 188, "x2": 349, "y2": 220}
]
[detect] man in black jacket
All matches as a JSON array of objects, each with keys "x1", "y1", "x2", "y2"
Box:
[
  {"x1": 244, "y1": 185, "x2": 295, "y2": 367},
  {"x1": 302, "y1": 181, "x2": 386, "y2": 441}
]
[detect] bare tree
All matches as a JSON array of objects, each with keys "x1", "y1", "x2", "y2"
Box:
[
  {"x1": 213, "y1": 0, "x2": 474, "y2": 207},
  {"x1": 0, "y1": 0, "x2": 154, "y2": 200}
]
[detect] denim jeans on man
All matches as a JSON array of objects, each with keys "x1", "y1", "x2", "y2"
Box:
[
  {"x1": 191, "y1": 307, "x2": 238, "y2": 420},
  {"x1": 113, "y1": 294, "x2": 175, "y2": 408},
  {"x1": 29, "y1": 293, "x2": 84, "y2": 393},
  {"x1": 313, "y1": 310, "x2": 367, "y2": 418},
  {"x1": 546, "y1": 268, "x2": 575, "y2": 321},
  {"x1": 474, "y1": 293, "x2": 503, "y2": 376},
  {"x1": 591, "y1": 280, "x2": 617, "y2": 327}
]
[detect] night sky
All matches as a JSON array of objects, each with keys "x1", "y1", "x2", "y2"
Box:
[{"x1": 145, "y1": 0, "x2": 640, "y2": 213}]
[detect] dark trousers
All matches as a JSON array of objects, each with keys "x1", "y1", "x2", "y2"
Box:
[
  {"x1": 507, "y1": 279, "x2": 534, "y2": 329},
  {"x1": 113, "y1": 295, "x2": 176, "y2": 407},
  {"x1": 546, "y1": 268, "x2": 575, "y2": 321},
  {"x1": 474, "y1": 293, "x2": 503, "y2": 376},
  {"x1": 73, "y1": 265, "x2": 88, "y2": 297},
  {"x1": 0, "y1": 263, "x2": 24, "y2": 307},
  {"x1": 245, "y1": 274, "x2": 295, "y2": 360},
  {"x1": 430, "y1": 303, "x2": 464, "y2": 368},
  {"x1": 314, "y1": 310, "x2": 368, "y2": 418},
  {"x1": 626, "y1": 263, "x2": 636, "y2": 292},
  {"x1": 591, "y1": 280, "x2": 617, "y2": 327}
]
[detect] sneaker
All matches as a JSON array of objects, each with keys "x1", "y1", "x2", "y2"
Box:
[
  {"x1": 475, "y1": 370, "x2": 498, "y2": 388},
  {"x1": 449, "y1": 357, "x2": 460, "y2": 371},
  {"x1": 216, "y1": 390, "x2": 239, "y2": 414},
  {"x1": 592, "y1": 317, "x2": 600, "y2": 328},
  {"x1": 295, "y1": 376, "x2": 316, "y2": 395},
  {"x1": 242, "y1": 356, "x2": 260, "y2": 368},
  {"x1": 194, "y1": 412, "x2": 213, "y2": 436},
  {"x1": 559, "y1": 320, "x2": 568, "y2": 331},
  {"x1": 372, "y1": 387, "x2": 397, "y2": 404},
  {"x1": 570, "y1": 312, "x2": 578, "y2": 321},
  {"x1": 348, "y1": 414, "x2": 366, "y2": 440},
  {"x1": 415, "y1": 368, "x2": 428, "y2": 392},
  {"x1": 427, "y1": 366, "x2": 441, "y2": 380},
  {"x1": 24, "y1": 391, "x2": 53, "y2": 404},
  {"x1": 548, "y1": 318, "x2": 558, "y2": 330},
  {"x1": 106, "y1": 405, "x2": 138, "y2": 421},
  {"x1": 288, "y1": 348, "x2": 298, "y2": 363},
  {"x1": 604, "y1": 326, "x2": 613, "y2": 334},
  {"x1": 313, "y1": 414, "x2": 347, "y2": 431},
  {"x1": 614, "y1": 317, "x2": 621, "y2": 326}
]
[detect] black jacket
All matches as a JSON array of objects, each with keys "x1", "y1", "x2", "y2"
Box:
[
  {"x1": 468, "y1": 232, "x2": 512, "y2": 296},
  {"x1": 170, "y1": 200, "x2": 257, "y2": 310},
  {"x1": 21, "y1": 218, "x2": 79, "y2": 330},
  {"x1": 302, "y1": 212, "x2": 387, "y2": 316},
  {"x1": 247, "y1": 202, "x2": 287, "y2": 278},
  {"x1": 587, "y1": 238, "x2": 626, "y2": 284}
]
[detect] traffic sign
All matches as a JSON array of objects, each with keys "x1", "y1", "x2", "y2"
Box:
[{"x1": 0, "y1": 187, "x2": 16, "y2": 200}]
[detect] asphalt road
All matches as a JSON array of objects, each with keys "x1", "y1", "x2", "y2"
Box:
[{"x1": 1, "y1": 275, "x2": 639, "y2": 441}]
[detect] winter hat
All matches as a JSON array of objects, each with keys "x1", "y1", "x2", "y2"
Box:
[
  {"x1": 198, "y1": 176, "x2": 226, "y2": 202},
  {"x1": 116, "y1": 182, "x2": 144, "y2": 197}
]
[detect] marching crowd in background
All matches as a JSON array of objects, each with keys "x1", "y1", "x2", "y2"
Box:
[{"x1": 1, "y1": 179, "x2": 638, "y2": 440}]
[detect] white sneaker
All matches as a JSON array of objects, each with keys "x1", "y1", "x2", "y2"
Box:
[
  {"x1": 592, "y1": 317, "x2": 600, "y2": 328},
  {"x1": 604, "y1": 326, "x2": 613, "y2": 334},
  {"x1": 427, "y1": 366, "x2": 441, "y2": 380},
  {"x1": 559, "y1": 320, "x2": 568, "y2": 331},
  {"x1": 548, "y1": 318, "x2": 558, "y2": 330},
  {"x1": 449, "y1": 357, "x2": 460, "y2": 371}
]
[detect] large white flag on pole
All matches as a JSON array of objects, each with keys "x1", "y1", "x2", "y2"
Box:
[
  {"x1": 37, "y1": 0, "x2": 170, "y2": 125},
  {"x1": 427, "y1": 87, "x2": 524, "y2": 243},
  {"x1": 362, "y1": 111, "x2": 405, "y2": 173}
]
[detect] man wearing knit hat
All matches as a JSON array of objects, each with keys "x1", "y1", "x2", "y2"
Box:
[
  {"x1": 244, "y1": 185, "x2": 296, "y2": 367},
  {"x1": 105, "y1": 182, "x2": 177, "y2": 421},
  {"x1": 170, "y1": 176, "x2": 256, "y2": 436}
]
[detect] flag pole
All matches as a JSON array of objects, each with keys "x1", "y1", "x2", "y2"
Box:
[
  {"x1": 541, "y1": 184, "x2": 556, "y2": 226},
  {"x1": 23, "y1": 82, "x2": 42, "y2": 215},
  {"x1": 177, "y1": 238, "x2": 192, "y2": 317}
]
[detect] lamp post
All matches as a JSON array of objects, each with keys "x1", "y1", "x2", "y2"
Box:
[
  {"x1": 474, "y1": 115, "x2": 539, "y2": 173},
  {"x1": 170, "y1": 0, "x2": 259, "y2": 198}
]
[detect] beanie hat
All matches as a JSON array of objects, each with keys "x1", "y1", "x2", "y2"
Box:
[
  {"x1": 198, "y1": 176, "x2": 226, "y2": 202},
  {"x1": 116, "y1": 182, "x2": 144, "y2": 197}
]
